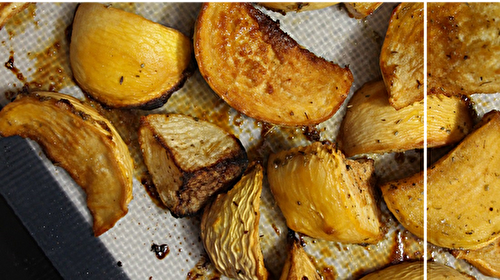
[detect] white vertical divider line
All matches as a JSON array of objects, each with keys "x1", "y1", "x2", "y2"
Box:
[{"x1": 423, "y1": 2, "x2": 428, "y2": 280}]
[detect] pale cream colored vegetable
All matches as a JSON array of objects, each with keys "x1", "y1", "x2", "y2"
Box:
[
  {"x1": 267, "y1": 142, "x2": 382, "y2": 243},
  {"x1": 70, "y1": 3, "x2": 192, "y2": 109},
  {"x1": 0, "y1": 91, "x2": 134, "y2": 236},
  {"x1": 380, "y1": 2, "x2": 424, "y2": 109},
  {"x1": 258, "y1": 2, "x2": 337, "y2": 14},
  {"x1": 381, "y1": 111, "x2": 500, "y2": 250},
  {"x1": 344, "y1": 2, "x2": 383, "y2": 19},
  {"x1": 360, "y1": 261, "x2": 472, "y2": 280},
  {"x1": 138, "y1": 113, "x2": 248, "y2": 217},
  {"x1": 201, "y1": 163, "x2": 268, "y2": 280},
  {"x1": 279, "y1": 238, "x2": 321, "y2": 280},
  {"x1": 194, "y1": 2, "x2": 353, "y2": 126},
  {"x1": 453, "y1": 239, "x2": 500, "y2": 278},
  {"x1": 337, "y1": 80, "x2": 473, "y2": 157}
]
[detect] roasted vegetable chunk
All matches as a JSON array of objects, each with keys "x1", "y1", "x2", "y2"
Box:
[
  {"x1": 382, "y1": 111, "x2": 500, "y2": 250},
  {"x1": 0, "y1": 91, "x2": 134, "y2": 236},
  {"x1": 268, "y1": 142, "x2": 382, "y2": 243},
  {"x1": 138, "y1": 113, "x2": 248, "y2": 217},
  {"x1": 337, "y1": 80, "x2": 473, "y2": 157},
  {"x1": 194, "y1": 2, "x2": 353, "y2": 126},
  {"x1": 70, "y1": 3, "x2": 192, "y2": 109},
  {"x1": 380, "y1": 2, "x2": 424, "y2": 109},
  {"x1": 201, "y1": 163, "x2": 268, "y2": 280}
]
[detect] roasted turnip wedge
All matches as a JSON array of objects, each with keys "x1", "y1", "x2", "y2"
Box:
[
  {"x1": 138, "y1": 113, "x2": 248, "y2": 217},
  {"x1": 70, "y1": 3, "x2": 192, "y2": 109},
  {"x1": 337, "y1": 80, "x2": 473, "y2": 157},
  {"x1": 268, "y1": 142, "x2": 382, "y2": 243},
  {"x1": 201, "y1": 163, "x2": 268, "y2": 280},
  {"x1": 380, "y1": 2, "x2": 424, "y2": 110},
  {"x1": 194, "y1": 3, "x2": 353, "y2": 126},
  {"x1": 382, "y1": 111, "x2": 500, "y2": 250},
  {"x1": 0, "y1": 91, "x2": 134, "y2": 236}
]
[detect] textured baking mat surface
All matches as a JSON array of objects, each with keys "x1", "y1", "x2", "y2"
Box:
[{"x1": 0, "y1": 2, "x2": 495, "y2": 280}]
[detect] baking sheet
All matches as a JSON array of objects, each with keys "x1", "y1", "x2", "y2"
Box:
[{"x1": 0, "y1": 2, "x2": 496, "y2": 280}]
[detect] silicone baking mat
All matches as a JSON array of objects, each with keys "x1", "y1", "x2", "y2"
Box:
[{"x1": 0, "y1": 2, "x2": 495, "y2": 280}]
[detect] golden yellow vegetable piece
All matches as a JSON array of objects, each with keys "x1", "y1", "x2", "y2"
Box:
[
  {"x1": 279, "y1": 238, "x2": 321, "y2": 280},
  {"x1": 70, "y1": 3, "x2": 192, "y2": 109},
  {"x1": 344, "y1": 2, "x2": 383, "y2": 19},
  {"x1": 258, "y1": 2, "x2": 337, "y2": 14},
  {"x1": 428, "y1": 3, "x2": 500, "y2": 96},
  {"x1": 453, "y1": 237, "x2": 500, "y2": 278},
  {"x1": 194, "y1": 3, "x2": 353, "y2": 126},
  {"x1": 359, "y1": 261, "x2": 472, "y2": 280},
  {"x1": 382, "y1": 111, "x2": 500, "y2": 250},
  {"x1": 0, "y1": 92, "x2": 134, "y2": 236},
  {"x1": 138, "y1": 113, "x2": 248, "y2": 217},
  {"x1": 380, "y1": 2, "x2": 424, "y2": 110},
  {"x1": 201, "y1": 163, "x2": 268, "y2": 280},
  {"x1": 267, "y1": 142, "x2": 382, "y2": 243},
  {"x1": 337, "y1": 80, "x2": 473, "y2": 157},
  {"x1": 0, "y1": 2, "x2": 29, "y2": 29}
]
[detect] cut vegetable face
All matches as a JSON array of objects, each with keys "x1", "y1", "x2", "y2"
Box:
[
  {"x1": 337, "y1": 80, "x2": 473, "y2": 157},
  {"x1": 267, "y1": 142, "x2": 382, "y2": 243},
  {"x1": 382, "y1": 111, "x2": 500, "y2": 250},
  {"x1": 344, "y1": 2, "x2": 383, "y2": 19},
  {"x1": 258, "y1": 2, "x2": 337, "y2": 14},
  {"x1": 428, "y1": 3, "x2": 500, "y2": 96},
  {"x1": 201, "y1": 163, "x2": 268, "y2": 280},
  {"x1": 138, "y1": 113, "x2": 248, "y2": 217},
  {"x1": 0, "y1": 92, "x2": 134, "y2": 236},
  {"x1": 194, "y1": 3, "x2": 353, "y2": 126},
  {"x1": 70, "y1": 3, "x2": 192, "y2": 109},
  {"x1": 380, "y1": 2, "x2": 424, "y2": 110}
]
